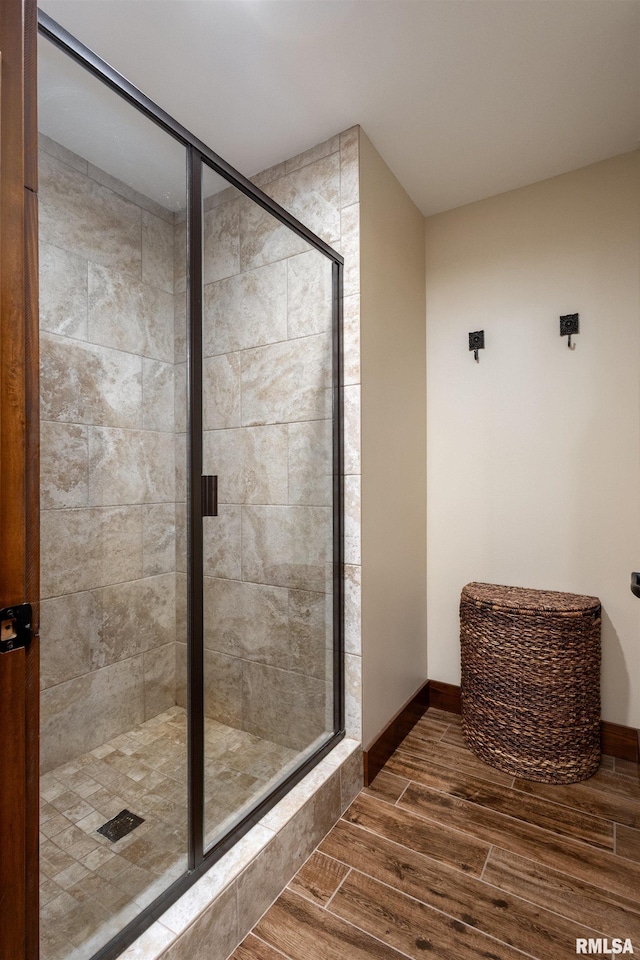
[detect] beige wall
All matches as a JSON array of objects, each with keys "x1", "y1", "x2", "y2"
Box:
[
  {"x1": 425, "y1": 151, "x2": 640, "y2": 728},
  {"x1": 359, "y1": 131, "x2": 427, "y2": 748}
]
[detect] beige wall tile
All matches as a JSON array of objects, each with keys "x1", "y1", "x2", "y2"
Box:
[
  {"x1": 237, "y1": 770, "x2": 340, "y2": 933},
  {"x1": 266, "y1": 154, "x2": 341, "y2": 246},
  {"x1": 204, "y1": 424, "x2": 288, "y2": 505},
  {"x1": 289, "y1": 589, "x2": 327, "y2": 679},
  {"x1": 345, "y1": 652, "x2": 362, "y2": 742},
  {"x1": 89, "y1": 574, "x2": 176, "y2": 669},
  {"x1": 344, "y1": 564, "x2": 362, "y2": 657},
  {"x1": 340, "y1": 202, "x2": 360, "y2": 298},
  {"x1": 342, "y1": 294, "x2": 361, "y2": 385},
  {"x1": 344, "y1": 474, "x2": 361, "y2": 565},
  {"x1": 88, "y1": 262, "x2": 142, "y2": 354},
  {"x1": 340, "y1": 127, "x2": 360, "y2": 208},
  {"x1": 285, "y1": 135, "x2": 340, "y2": 176},
  {"x1": 238, "y1": 194, "x2": 309, "y2": 271},
  {"x1": 88, "y1": 427, "x2": 175, "y2": 506},
  {"x1": 143, "y1": 359, "x2": 175, "y2": 432},
  {"x1": 40, "y1": 657, "x2": 145, "y2": 773},
  {"x1": 39, "y1": 136, "x2": 87, "y2": 175},
  {"x1": 142, "y1": 210, "x2": 175, "y2": 294},
  {"x1": 39, "y1": 151, "x2": 142, "y2": 277},
  {"x1": 242, "y1": 504, "x2": 331, "y2": 592},
  {"x1": 241, "y1": 334, "x2": 331, "y2": 426},
  {"x1": 250, "y1": 160, "x2": 287, "y2": 188},
  {"x1": 87, "y1": 162, "x2": 175, "y2": 224},
  {"x1": 174, "y1": 293, "x2": 187, "y2": 365},
  {"x1": 174, "y1": 433, "x2": 187, "y2": 505},
  {"x1": 203, "y1": 505, "x2": 241, "y2": 580},
  {"x1": 173, "y1": 362, "x2": 187, "y2": 435},
  {"x1": 241, "y1": 661, "x2": 327, "y2": 749},
  {"x1": 343, "y1": 384, "x2": 361, "y2": 475},
  {"x1": 39, "y1": 242, "x2": 88, "y2": 340},
  {"x1": 202, "y1": 354, "x2": 241, "y2": 431},
  {"x1": 288, "y1": 419, "x2": 332, "y2": 506},
  {"x1": 88, "y1": 263, "x2": 174, "y2": 363},
  {"x1": 287, "y1": 249, "x2": 333, "y2": 339},
  {"x1": 40, "y1": 421, "x2": 89, "y2": 509},
  {"x1": 175, "y1": 503, "x2": 187, "y2": 576},
  {"x1": 173, "y1": 219, "x2": 187, "y2": 296},
  {"x1": 203, "y1": 198, "x2": 240, "y2": 284},
  {"x1": 161, "y1": 884, "x2": 237, "y2": 960},
  {"x1": 203, "y1": 260, "x2": 287, "y2": 356},
  {"x1": 41, "y1": 505, "x2": 144, "y2": 598},
  {"x1": 143, "y1": 503, "x2": 176, "y2": 577},
  {"x1": 204, "y1": 650, "x2": 242, "y2": 727},
  {"x1": 40, "y1": 592, "x2": 94, "y2": 690},
  {"x1": 144, "y1": 642, "x2": 177, "y2": 720},
  {"x1": 40, "y1": 333, "x2": 142, "y2": 429},
  {"x1": 203, "y1": 183, "x2": 238, "y2": 212},
  {"x1": 143, "y1": 431, "x2": 177, "y2": 504},
  {"x1": 175, "y1": 641, "x2": 187, "y2": 709},
  {"x1": 175, "y1": 574, "x2": 187, "y2": 646},
  {"x1": 339, "y1": 745, "x2": 363, "y2": 811},
  {"x1": 118, "y1": 920, "x2": 176, "y2": 960},
  {"x1": 203, "y1": 577, "x2": 289, "y2": 668}
]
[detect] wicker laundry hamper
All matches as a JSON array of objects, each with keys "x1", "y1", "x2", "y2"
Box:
[{"x1": 460, "y1": 582, "x2": 601, "y2": 784}]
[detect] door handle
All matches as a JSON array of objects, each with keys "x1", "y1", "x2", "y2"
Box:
[
  {"x1": 631, "y1": 573, "x2": 640, "y2": 598},
  {"x1": 202, "y1": 475, "x2": 218, "y2": 518}
]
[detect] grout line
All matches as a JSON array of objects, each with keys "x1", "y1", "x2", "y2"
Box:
[
  {"x1": 394, "y1": 774, "x2": 624, "y2": 859},
  {"x1": 395, "y1": 782, "x2": 411, "y2": 806},
  {"x1": 338, "y1": 802, "x2": 492, "y2": 875},
  {"x1": 320, "y1": 869, "x2": 540, "y2": 960},
  {"x1": 248, "y1": 931, "x2": 294, "y2": 960},
  {"x1": 311, "y1": 888, "x2": 420, "y2": 960},
  {"x1": 479, "y1": 843, "x2": 493, "y2": 881},
  {"x1": 395, "y1": 745, "x2": 629, "y2": 837},
  {"x1": 393, "y1": 743, "x2": 521, "y2": 793},
  {"x1": 504, "y1": 774, "x2": 640, "y2": 828},
  {"x1": 478, "y1": 846, "x2": 624, "y2": 938},
  {"x1": 323, "y1": 866, "x2": 352, "y2": 911}
]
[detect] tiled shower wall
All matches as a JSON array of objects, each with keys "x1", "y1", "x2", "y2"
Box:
[
  {"x1": 38, "y1": 134, "x2": 180, "y2": 773},
  {"x1": 174, "y1": 128, "x2": 362, "y2": 750},
  {"x1": 38, "y1": 125, "x2": 363, "y2": 771}
]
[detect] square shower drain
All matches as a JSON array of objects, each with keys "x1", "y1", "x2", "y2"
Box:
[{"x1": 97, "y1": 809, "x2": 145, "y2": 842}]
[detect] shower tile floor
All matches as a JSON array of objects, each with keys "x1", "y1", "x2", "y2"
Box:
[{"x1": 39, "y1": 706, "x2": 299, "y2": 960}]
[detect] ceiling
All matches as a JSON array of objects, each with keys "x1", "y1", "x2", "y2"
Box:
[{"x1": 39, "y1": 0, "x2": 640, "y2": 217}]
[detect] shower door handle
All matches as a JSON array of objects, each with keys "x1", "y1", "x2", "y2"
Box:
[{"x1": 202, "y1": 475, "x2": 218, "y2": 518}]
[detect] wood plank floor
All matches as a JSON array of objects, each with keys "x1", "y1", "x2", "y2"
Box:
[{"x1": 228, "y1": 708, "x2": 640, "y2": 960}]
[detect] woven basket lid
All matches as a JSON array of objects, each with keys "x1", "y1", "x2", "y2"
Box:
[{"x1": 461, "y1": 582, "x2": 600, "y2": 614}]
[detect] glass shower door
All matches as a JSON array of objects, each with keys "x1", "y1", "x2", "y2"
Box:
[
  {"x1": 200, "y1": 162, "x2": 337, "y2": 849},
  {"x1": 38, "y1": 33, "x2": 189, "y2": 960},
  {"x1": 36, "y1": 12, "x2": 343, "y2": 958}
]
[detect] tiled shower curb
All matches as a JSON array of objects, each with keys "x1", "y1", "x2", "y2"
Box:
[{"x1": 119, "y1": 739, "x2": 362, "y2": 960}]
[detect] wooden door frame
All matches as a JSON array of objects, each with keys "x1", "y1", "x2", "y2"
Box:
[{"x1": 0, "y1": 0, "x2": 40, "y2": 957}]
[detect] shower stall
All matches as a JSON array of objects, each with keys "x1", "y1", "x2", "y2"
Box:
[{"x1": 37, "y1": 14, "x2": 343, "y2": 960}]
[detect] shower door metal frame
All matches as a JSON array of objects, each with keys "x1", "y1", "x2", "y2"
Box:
[{"x1": 37, "y1": 12, "x2": 345, "y2": 960}]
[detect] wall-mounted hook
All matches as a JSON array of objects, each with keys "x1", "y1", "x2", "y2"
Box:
[
  {"x1": 560, "y1": 313, "x2": 579, "y2": 350},
  {"x1": 469, "y1": 330, "x2": 484, "y2": 363}
]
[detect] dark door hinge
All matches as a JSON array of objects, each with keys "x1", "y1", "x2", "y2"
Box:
[{"x1": 0, "y1": 603, "x2": 33, "y2": 653}]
